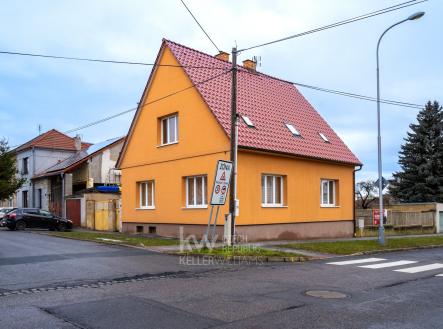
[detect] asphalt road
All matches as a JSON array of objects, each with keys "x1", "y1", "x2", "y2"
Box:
[{"x1": 1, "y1": 229, "x2": 443, "y2": 329}]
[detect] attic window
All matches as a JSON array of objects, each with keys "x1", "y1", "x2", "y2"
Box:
[
  {"x1": 242, "y1": 115, "x2": 255, "y2": 127},
  {"x1": 285, "y1": 123, "x2": 300, "y2": 136},
  {"x1": 319, "y1": 132, "x2": 330, "y2": 143}
]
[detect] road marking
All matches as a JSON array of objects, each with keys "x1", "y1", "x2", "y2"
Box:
[
  {"x1": 327, "y1": 258, "x2": 386, "y2": 266},
  {"x1": 359, "y1": 260, "x2": 417, "y2": 269},
  {"x1": 436, "y1": 274, "x2": 443, "y2": 277},
  {"x1": 394, "y1": 263, "x2": 443, "y2": 273}
]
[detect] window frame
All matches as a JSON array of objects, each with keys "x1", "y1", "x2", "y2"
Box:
[
  {"x1": 261, "y1": 174, "x2": 284, "y2": 207},
  {"x1": 320, "y1": 179, "x2": 336, "y2": 207},
  {"x1": 160, "y1": 114, "x2": 178, "y2": 146},
  {"x1": 185, "y1": 175, "x2": 207, "y2": 208},
  {"x1": 139, "y1": 181, "x2": 155, "y2": 209},
  {"x1": 285, "y1": 123, "x2": 301, "y2": 136}
]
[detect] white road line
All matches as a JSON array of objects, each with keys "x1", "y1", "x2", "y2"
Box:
[
  {"x1": 359, "y1": 260, "x2": 417, "y2": 269},
  {"x1": 436, "y1": 274, "x2": 443, "y2": 277},
  {"x1": 394, "y1": 263, "x2": 443, "y2": 274},
  {"x1": 327, "y1": 258, "x2": 386, "y2": 266}
]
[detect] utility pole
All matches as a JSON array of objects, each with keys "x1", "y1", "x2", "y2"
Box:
[{"x1": 229, "y1": 46, "x2": 238, "y2": 245}]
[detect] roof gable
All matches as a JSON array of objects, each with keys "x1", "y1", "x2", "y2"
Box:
[
  {"x1": 165, "y1": 40, "x2": 361, "y2": 165},
  {"x1": 15, "y1": 129, "x2": 91, "y2": 153}
]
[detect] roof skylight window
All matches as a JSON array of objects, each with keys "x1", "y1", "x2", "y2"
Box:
[
  {"x1": 285, "y1": 123, "x2": 300, "y2": 136},
  {"x1": 319, "y1": 132, "x2": 330, "y2": 142},
  {"x1": 242, "y1": 115, "x2": 255, "y2": 128}
]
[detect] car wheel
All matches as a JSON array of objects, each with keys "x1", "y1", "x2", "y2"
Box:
[
  {"x1": 58, "y1": 223, "x2": 67, "y2": 232},
  {"x1": 15, "y1": 221, "x2": 26, "y2": 230}
]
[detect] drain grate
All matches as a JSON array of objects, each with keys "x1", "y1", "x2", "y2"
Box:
[{"x1": 305, "y1": 290, "x2": 347, "y2": 299}]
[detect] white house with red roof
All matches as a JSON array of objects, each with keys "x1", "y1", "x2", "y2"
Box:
[{"x1": 117, "y1": 39, "x2": 362, "y2": 240}]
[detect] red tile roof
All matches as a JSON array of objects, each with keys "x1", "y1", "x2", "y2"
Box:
[
  {"x1": 14, "y1": 129, "x2": 91, "y2": 153},
  {"x1": 165, "y1": 40, "x2": 361, "y2": 166}
]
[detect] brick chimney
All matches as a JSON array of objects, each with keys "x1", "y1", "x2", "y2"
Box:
[
  {"x1": 242, "y1": 59, "x2": 257, "y2": 71},
  {"x1": 74, "y1": 134, "x2": 82, "y2": 151},
  {"x1": 215, "y1": 51, "x2": 229, "y2": 62}
]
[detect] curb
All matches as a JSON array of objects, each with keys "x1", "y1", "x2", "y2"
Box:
[
  {"x1": 349, "y1": 244, "x2": 443, "y2": 256},
  {"x1": 176, "y1": 253, "x2": 308, "y2": 263}
]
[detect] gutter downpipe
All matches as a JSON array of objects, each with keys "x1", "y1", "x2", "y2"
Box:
[
  {"x1": 61, "y1": 173, "x2": 66, "y2": 218},
  {"x1": 353, "y1": 164, "x2": 363, "y2": 237},
  {"x1": 32, "y1": 146, "x2": 36, "y2": 207}
]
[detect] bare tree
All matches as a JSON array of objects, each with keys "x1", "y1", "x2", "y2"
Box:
[{"x1": 356, "y1": 180, "x2": 378, "y2": 209}]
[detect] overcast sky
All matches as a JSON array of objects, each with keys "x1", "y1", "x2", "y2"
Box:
[{"x1": 0, "y1": 0, "x2": 440, "y2": 181}]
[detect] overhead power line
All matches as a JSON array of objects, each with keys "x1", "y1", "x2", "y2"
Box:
[
  {"x1": 0, "y1": 50, "x2": 226, "y2": 70},
  {"x1": 180, "y1": 0, "x2": 221, "y2": 53},
  {"x1": 64, "y1": 68, "x2": 232, "y2": 134},
  {"x1": 239, "y1": 0, "x2": 427, "y2": 52},
  {"x1": 293, "y1": 82, "x2": 423, "y2": 109}
]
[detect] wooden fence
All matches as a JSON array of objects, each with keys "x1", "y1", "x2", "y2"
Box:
[{"x1": 356, "y1": 209, "x2": 435, "y2": 229}]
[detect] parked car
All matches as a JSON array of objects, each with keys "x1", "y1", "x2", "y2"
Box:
[
  {"x1": 4, "y1": 208, "x2": 73, "y2": 231},
  {"x1": 0, "y1": 208, "x2": 16, "y2": 227}
]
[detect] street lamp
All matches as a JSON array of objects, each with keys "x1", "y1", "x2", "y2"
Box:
[{"x1": 376, "y1": 11, "x2": 425, "y2": 245}]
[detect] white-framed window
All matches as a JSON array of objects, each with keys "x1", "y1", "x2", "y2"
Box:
[
  {"x1": 161, "y1": 114, "x2": 178, "y2": 145},
  {"x1": 321, "y1": 179, "x2": 336, "y2": 206},
  {"x1": 261, "y1": 174, "x2": 284, "y2": 207},
  {"x1": 139, "y1": 181, "x2": 155, "y2": 208},
  {"x1": 186, "y1": 175, "x2": 207, "y2": 208},
  {"x1": 242, "y1": 115, "x2": 255, "y2": 127}
]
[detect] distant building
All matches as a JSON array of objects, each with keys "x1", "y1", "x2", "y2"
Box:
[
  {"x1": 117, "y1": 40, "x2": 362, "y2": 240},
  {"x1": 10, "y1": 129, "x2": 90, "y2": 210},
  {"x1": 34, "y1": 136, "x2": 125, "y2": 223}
]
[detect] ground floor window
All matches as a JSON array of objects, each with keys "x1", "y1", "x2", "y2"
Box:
[
  {"x1": 37, "y1": 189, "x2": 42, "y2": 209},
  {"x1": 261, "y1": 175, "x2": 283, "y2": 206},
  {"x1": 321, "y1": 179, "x2": 336, "y2": 206},
  {"x1": 186, "y1": 175, "x2": 207, "y2": 208},
  {"x1": 139, "y1": 181, "x2": 155, "y2": 208}
]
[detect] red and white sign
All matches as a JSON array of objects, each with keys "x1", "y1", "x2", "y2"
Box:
[
  {"x1": 373, "y1": 209, "x2": 388, "y2": 226},
  {"x1": 210, "y1": 160, "x2": 233, "y2": 205}
]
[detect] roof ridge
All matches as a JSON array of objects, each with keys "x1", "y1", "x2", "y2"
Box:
[{"x1": 164, "y1": 39, "x2": 294, "y2": 87}]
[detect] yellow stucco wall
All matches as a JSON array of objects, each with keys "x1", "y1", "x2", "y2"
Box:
[
  {"x1": 236, "y1": 151, "x2": 355, "y2": 225},
  {"x1": 120, "y1": 44, "x2": 231, "y2": 225},
  {"x1": 120, "y1": 43, "x2": 356, "y2": 227}
]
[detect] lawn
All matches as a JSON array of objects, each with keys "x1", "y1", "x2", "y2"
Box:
[
  {"x1": 182, "y1": 245, "x2": 307, "y2": 259},
  {"x1": 281, "y1": 236, "x2": 443, "y2": 255},
  {"x1": 48, "y1": 231, "x2": 179, "y2": 247}
]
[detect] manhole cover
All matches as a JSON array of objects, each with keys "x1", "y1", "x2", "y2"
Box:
[{"x1": 305, "y1": 290, "x2": 347, "y2": 299}]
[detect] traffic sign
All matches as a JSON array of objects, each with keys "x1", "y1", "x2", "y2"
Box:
[{"x1": 210, "y1": 160, "x2": 233, "y2": 205}]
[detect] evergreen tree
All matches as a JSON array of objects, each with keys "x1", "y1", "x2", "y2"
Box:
[
  {"x1": 0, "y1": 138, "x2": 25, "y2": 200},
  {"x1": 390, "y1": 101, "x2": 443, "y2": 202}
]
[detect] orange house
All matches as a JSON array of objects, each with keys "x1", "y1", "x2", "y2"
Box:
[{"x1": 116, "y1": 39, "x2": 362, "y2": 241}]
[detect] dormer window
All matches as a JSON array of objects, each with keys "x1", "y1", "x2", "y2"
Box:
[
  {"x1": 242, "y1": 115, "x2": 255, "y2": 128},
  {"x1": 319, "y1": 132, "x2": 329, "y2": 143},
  {"x1": 285, "y1": 123, "x2": 300, "y2": 136}
]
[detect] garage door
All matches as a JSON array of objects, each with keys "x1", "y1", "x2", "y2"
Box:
[{"x1": 66, "y1": 199, "x2": 81, "y2": 226}]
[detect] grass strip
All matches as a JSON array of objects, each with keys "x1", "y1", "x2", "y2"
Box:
[
  {"x1": 181, "y1": 246, "x2": 306, "y2": 259},
  {"x1": 48, "y1": 231, "x2": 179, "y2": 247},
  {"x1": 281, "y1": 236, "x2": 443, "y2": 255}
]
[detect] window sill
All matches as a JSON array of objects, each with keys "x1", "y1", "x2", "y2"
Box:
[
  {"x1": 157, "y1": 141, "x2": 178, "y2": 148},
  {"x1": 320, "y1": 205, "x2": 340, "y2": 208},
  {"x1": 136, "y1": 207, "x2": 156, "y2": 210},
  {"x1": 182, "y1": 205, "x2": 208, "y2": 210},
  {"x1": 261, "y1": 204, "x2": 287, "y2": 208}
]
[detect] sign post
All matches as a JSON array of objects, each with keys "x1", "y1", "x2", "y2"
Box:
[{"x1": 204, "y1": 160, "x2": 233, "y2": 245}]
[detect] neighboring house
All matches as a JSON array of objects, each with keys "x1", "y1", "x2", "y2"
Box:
[
  {"x1": 116, "y1": 39, "x2": 362, "y2": 240},
  {"x1": 11, "y1": 129, "x2": 90, "y2": 210},
  {"x1": 35, "y1": 136, "x2": 125, "y2": 224}
]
